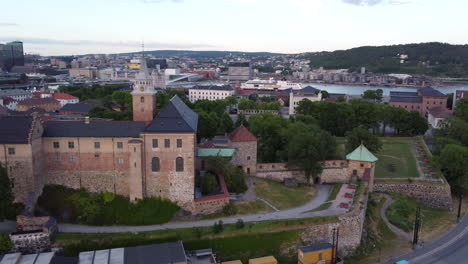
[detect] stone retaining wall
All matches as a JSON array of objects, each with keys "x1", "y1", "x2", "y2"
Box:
[
  {"x1": 374, "y1": 181, "x2": 453, "y2": 209},
  {"x1": 192, "y1": 175, "x2": 230, "y2": 215},
  {"x1": 300, "y1": 186, "x2": 368, "y2": 257}
]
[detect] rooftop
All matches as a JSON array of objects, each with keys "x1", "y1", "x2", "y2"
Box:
[
  {"x1": 428, "y1": 106, "x2": 451, "y2": 118},
  {"x1": 43, "y1": 120, "x2": 146, "y2": 138},
  {"x1": 60, "y1": 103, "x2": 95, "y2": 114},
  {"x1": 0, "y1": 89, "x2": 32, "y2": 98},
  {"x1": 418, "y1": 87, "x2": 446, "y2": 97},
  {"x1": 346, "y1": 143, "x2": 378, "y2": 163},
  {"x1": 52, "y1": 93, "x2": 79, "y2": 100},
  {"x1": 0, "y1": 116, "x2": 34, "y2": 144},
  {"x1": 17, "y1": 97, "x2": 60, "y2": 106},
  {"x1": 300, "y1": 242, "x2": 333, "y2": 253},
  {"x1": 197, "y1": 148, "x2": 235, "y2": 157},
  {"x1": 190, "y1": 85, "x2": 233, "y2": 91},
  {"x1": 145, "y1": 95, "x2": 198, "y2": 133},
  {"x1": 228, "y1": 125, "x2": 257, "y2": 142},
  {"x1": 389, "y1": 96, "x2": 422, "y2": 103}
]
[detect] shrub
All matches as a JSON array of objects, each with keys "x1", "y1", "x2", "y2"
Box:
[
  {"x1": 222, "y1": 202, "x2": 238, "y2": 216},
  {"x1": 0, "y1": 234, "x2": 13, "y2": 251},
  {"x1": 0, "y1": 166, "x2": 22, "y2": 221},
  {"x1": 205, "y1": 156, "x2": 248, "y2": 194},
  {"x1": 213, "y1": 220, "x2": 224, "y2": 234},
  {"x1": 235, "y1": 219, "x2": 245, "y2": 229},
  {"x1": 37, "y1": 185, "x2": 179, "y2": 226},
  {"x1": 193, "y1": 228, "x2": 203, "y2": 239},
  {"x1": 200, "y1": 173, "x2": 219, "y2": 195}
]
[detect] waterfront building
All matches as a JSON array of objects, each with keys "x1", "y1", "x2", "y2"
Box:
[
  {"x1": 289, "y1": 86, "x2": 322, "y2": 115},
  {"x1": 389, "y1": 87, "x2": 448, "y2": 117}
]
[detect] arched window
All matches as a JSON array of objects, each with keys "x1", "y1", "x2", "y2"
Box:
[
  {"x1": 152, "y1": 157, "x2": 160, "y2": 172},
  {"x1": 176, "y1": 157, "x2": 184, "y2": 172},
  {"x1": 140, "y1": 96, "x2": 145, "y2": 103}
]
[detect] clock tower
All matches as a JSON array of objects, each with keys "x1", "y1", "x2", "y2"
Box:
[{"x1": 132, "y1": 51, "x2": 156, "y2": 122}]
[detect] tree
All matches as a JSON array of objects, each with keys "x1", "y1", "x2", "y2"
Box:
[
  {"x1": 317, "y1": 102, "x2": 356, "y2": 136},
  {"x1": 454, "y1": 98, "x2": 468, "y2": 122},
  {"x1": 235, "y1": 219, "x2": 245, "y2": 229},
  {"x1": 0, "y1": 234, "x2": 13, "y2": 251},
  {"x1": 362, "y1": 89, "x2": 383, "y2": 102},
  {"x1": 235, "y1": 112, "x2": 249, "y2": 128},
  {"x1": 198, "y1": 111, "x2": 219, "y2": 140},
  {"x1": 249, "y1": 113, "x2": 288, "y2": 162},
  {"x1": 446, "y1": 117, "x2": 468, "y2": 146},
  {"x1": 437, "y1": 144, "x2": 468, "y2": 194},
  {"x1": 401, "y1": 111, "x2": 428, "y2": 136},
  {"x1": 447, "y1": 93, "x2": 454, "y2": 110},
  {"x1": 238, "y1": 98, "x2": 257, "y2": 110},
  {"x1": 350, "y1": 99, "x2": 379, "y2": 130},
  {"x1": 0, "y1": 166, "x2": 16, "y2": 221},
  {"x1": 213, "y1": 220, "x2": 224, "y2": 233},
  {"x1": 377, "y1": 104, "x2": 393, "y2": 136},
  {"x1": 199, "y1": 173, "x2": 219, "y2": 195},
  {"x1": 111, "y1": 91, "x2": 132, "y2": 111},
  {"x1": 225, "y1": 96, "x2": 238, "y2": 107},
  {"x1": 321, "y1": 90, "x2": 329, "y2": 99},
  {"x1": 283, "y1": 122, "x2": 336, "y2": 184},
  {"x1": 219, "y1": 112, "x2": 234, "y2": 134},
  {"x1": 345, "y1": 127, "x2": 382, "y2": 153},
  {"x1": 295, "y1": 99, "x2": 318, "y2": 116}
]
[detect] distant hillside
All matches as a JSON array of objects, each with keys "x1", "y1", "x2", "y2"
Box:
[
  {"x1": 307, "y1": 42, "x2": 468, "y2": 78},
  {"x1": 118, "y1": 50, "x2": 284, "y2": 58}
]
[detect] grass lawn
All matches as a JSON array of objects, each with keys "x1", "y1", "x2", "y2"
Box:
[
  {"x1": 254, "y1": 179, "x2": 316, "y2": 210},
  {"x1": 327, "y1": 184, "x2": 343, "y2": 202},
  {"x1": 345, "y1": 194, "x2": 411, "y2": 264},
  {"x1": 375, "y1": 138, "x2": 419, "y2": 178},
  {"x1": 53, "y1": 216, "x2": 339, "y2": 262},
  {"x1": 236, "y1": 200, "x2": 273, "y2": 215},
  {"x1": 386, "y1": 193, "x2": 452, "y2": 234}
]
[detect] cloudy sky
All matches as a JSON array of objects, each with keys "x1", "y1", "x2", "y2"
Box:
[{"x1": 0, "y1": 0, "x2": 466, "y2": 55}]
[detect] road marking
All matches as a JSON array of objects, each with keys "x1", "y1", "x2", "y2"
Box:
[{"x1": 409, "y1": 223, "x2": 468, "y2": 263}]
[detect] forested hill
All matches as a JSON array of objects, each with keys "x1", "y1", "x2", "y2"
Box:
[{"x1": 307, "y1": 42, "x2": 468, "y2": 77}]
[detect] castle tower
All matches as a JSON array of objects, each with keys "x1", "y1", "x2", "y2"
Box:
[
  {"x1": 346, "y1": 143, "x2": 378, "y2": 191},
  {"x1": 132, "y1": 50, "x2": 156, "y2": 122}
]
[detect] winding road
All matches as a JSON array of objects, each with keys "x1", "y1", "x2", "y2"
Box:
[
  {"x1": 0, "y1": 184, "x2": 347, "y2": 234},
  {"x1": 380, "y1": 193, "x2": 412, "y2": 240}
]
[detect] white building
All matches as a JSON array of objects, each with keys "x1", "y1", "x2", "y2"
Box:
[
  {"x1": 189, "y1": 85, "x2": 234, "y2": 103},
  {"x1": 289, "y1": 86, "x2": 322, "y2": 115},
  {"x1": 0, "y1": 89, "x2": 33, "y2": 101},
  {"x1": 240, "y1": 78, "x2": 302, "y2": 92},
  {"x1": 428, "y1": 106, "x2": 451, "y2": 129}
]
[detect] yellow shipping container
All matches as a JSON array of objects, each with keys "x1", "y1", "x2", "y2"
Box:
[
  {"x1": 298, "y1": 242, "x2": 334, "y2": 264},
  {"x1": 248, "y1": 256, "x2": 278, "y2": 264},
  {"x1": 222, "y1": 261, "x2": 243, "y2": 264}
]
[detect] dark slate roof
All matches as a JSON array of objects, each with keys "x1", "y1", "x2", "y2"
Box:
[
  {"x1": 300, "y1": 86, "x2": 321, "y2": 93},
  {"x1": 190, "y1": 85, "x2": 233, "y2": 91},
  {"x1": 390, "y1": 96, "x2": 422, "y2": 103},
  {"x1": 0, "y1": 116, "x2": 33, "y2": 144},
  {"x1": 60, "y1": 103, "x2": 95, "y2": 114},
  {"x1": 50, "y1": 256, "x2": 79, "y2": 264},
  {"x1": 389, "y1": 91, "x2": 419, "y2": 97},
  {"x1": 43, "y1": 120, "x2": 146, "y2": 138},
  {"x1": 328, "y1": 93, "x2": 346, "y2": 98},
  {"x1": 124, "y1": 242, "x2": 187, "y2": 264},
  {"x1": 145, "y1": 95, "x2": 198, "y2": 133},
  {"x1": 418, "y1": 87, "x2": 446, "y2": 97},
  {"x1": 300, "y1": 242, "x2": 333, "y2": 253}
]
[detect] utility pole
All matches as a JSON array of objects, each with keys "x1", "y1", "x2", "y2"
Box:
[
  {"x1": 413, "y1": 206, "x2": 421, "y2": 249},
  {"x1": 331, "y1": 228, "x2": 336, "y2": 264},
  {"x1": 457, "y1": 194, "x2": 463, "y2": 223},
  {"x1": 335, "y1": 228, "x2": 340, "y2": 264}
]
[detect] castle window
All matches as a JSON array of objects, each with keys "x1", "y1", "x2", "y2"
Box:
[
  {"x1": 140, "y1": 96, "x2": 145, "y2": 103},
  {"x1": 165, "y1": 139, "x2": 170, "y2": 148},
  {"x1": 117, "y1": 142, "x2": 123, "y2": 149},
  {"x1": 53, "y1": 142, "x2": 59, "y2": 149},
  {"x1": 94, "y1": 142, "x2": 100, "y2": 149},
  {"x1": 247, "y1": 156, "x2": 251, "y2": 160},
  {"x1": 68, "y1": 142, "x2": 74, "y2": 149},
  {"x1": 95, "y1": 153, "x2": 100, "y2": 158},
  {"x1": 152, "y1": 157, "x2": 160, "y2": 172},
  {"x1": 360, "y1": 163, "x2": 364, "y2": 167},
  {"x1": 176, "y1": 157, "x2": 184, "y2": 172},
  {"x1": 69, "y1": 155, "x2": 75, "y2": 162},
  {"x1": 152, "y1": 139, "x2": 158, "y2": 148},
  {"x1": 141, "y1": 108, "x2": 144, "y2": 112},
  {"x1": 117, "y1": 158, "x2": 124, "y2": 164},
  {"x1": 55, "y1": 153, "x2": 61, "y2": 162},
  {"x1": 177, "y1": 139, "x2": 182, "y2": 148},
  {"x1": 7, "y1": 148, "x2": 15, "y2": 155}
]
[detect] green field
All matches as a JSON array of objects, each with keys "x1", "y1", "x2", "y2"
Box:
[
  {"x1": 374, "y1": 138, "x2": 419, "y2": 178},
  {"x1": 254, "y1": 179, "x2": 316, "y2": 210}
]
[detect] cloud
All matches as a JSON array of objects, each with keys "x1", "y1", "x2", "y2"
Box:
[
  {"x1": 342, "y1": 0, "x2": 413, "y2": 6},
  {"x1": 0, "y1": 23, "x2": 18, "y2": 27},
  {"x1": 0, "y1": 37, "x2": 216, "y2": 50}
]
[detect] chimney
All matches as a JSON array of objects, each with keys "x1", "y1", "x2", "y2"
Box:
[{"x1": 85, "y1": 116, "x2": 90, "y2": 124}]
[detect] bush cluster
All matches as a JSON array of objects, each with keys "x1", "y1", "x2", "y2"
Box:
[
  {"x1": 222, "y1": 202, "x2": 237, "y2": 216},
  {"x1": 205, "y1": 156, "x2": 248, "y2": 194},
  {"x1": 37, "y1": 185, "x2": 179, "y2": 226},
  {"x1": 213, "y1": 220, "x2": 224, "y2": 233}
]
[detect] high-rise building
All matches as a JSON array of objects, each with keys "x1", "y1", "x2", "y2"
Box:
[{"x1": 0, "y1": 41, "x2": 24, "y2": 71}]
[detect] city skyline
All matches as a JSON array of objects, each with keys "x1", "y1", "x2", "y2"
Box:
[{"x1": 1, "y1": 0, "x2": 467, "y2": 56}]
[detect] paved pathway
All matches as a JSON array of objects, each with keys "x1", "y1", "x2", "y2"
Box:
[
  {"x1": 380, "y1": 193, "x2": 412, "y2": 240},
  {"x1": 58, "y1": 185, "x2": 345, "y2": 233},
  {"x1": 0, "y1": 185, "x2": 347, "y2": 234}
]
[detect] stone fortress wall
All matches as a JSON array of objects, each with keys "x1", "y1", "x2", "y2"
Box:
[{"x1": 374, "y1": 180, "x2": 453, "y2": 209}]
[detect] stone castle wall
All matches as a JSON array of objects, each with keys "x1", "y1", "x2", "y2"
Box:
[
  {"x1": 374, "y1": 180, "x2": 453, "y2": 209},
  {"x1": 256, "y1": 163, "x2": 308, "y2": 184},
  {"x1": 192, "y1": 175, "x2": 230, "y2": 215},
  {"x1": 300, "y1": 186, "x2": 368, "y2": 257},
  {"x1": 230, "y1": 141, "x2": 257, "y2": 176}
]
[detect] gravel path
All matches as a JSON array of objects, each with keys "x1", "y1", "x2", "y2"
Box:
[{"x1": 380, "y1": 193, "x2": 412, "y2": 240}]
